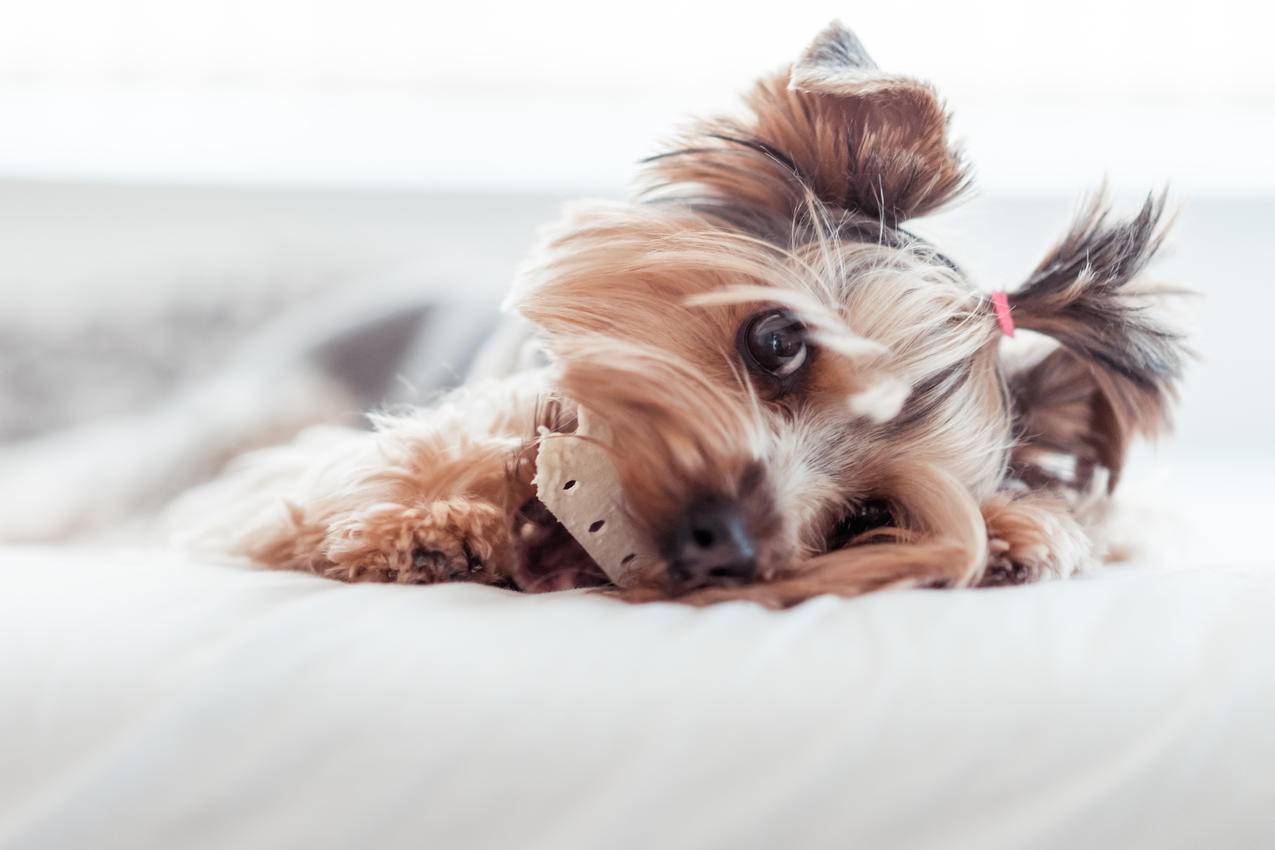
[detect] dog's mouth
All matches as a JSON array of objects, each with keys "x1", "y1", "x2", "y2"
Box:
[{"x1": 510, "y1": 497, "x2": 610, "y2": 593}]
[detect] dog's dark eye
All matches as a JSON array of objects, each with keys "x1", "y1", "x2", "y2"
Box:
[{"x1": 740, "y1": 310, "x2": 808, "y2": 379}]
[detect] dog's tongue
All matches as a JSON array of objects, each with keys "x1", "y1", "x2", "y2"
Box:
[{"x1": 530, "y1": 407, "x2": 657, "y2": 587}]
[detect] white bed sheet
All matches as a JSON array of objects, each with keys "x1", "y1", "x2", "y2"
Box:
[{"x1": 1, "y1": 524, "x2": 1273, "y2": 850}]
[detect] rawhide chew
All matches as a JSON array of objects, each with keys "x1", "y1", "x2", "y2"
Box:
[{"x1": 532, "y1": 407, "x2": 656, "y2": 587}]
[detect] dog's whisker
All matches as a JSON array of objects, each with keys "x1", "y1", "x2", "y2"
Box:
[{"x1": 806, "y1": 329, "x2": 889, "y2": 359}]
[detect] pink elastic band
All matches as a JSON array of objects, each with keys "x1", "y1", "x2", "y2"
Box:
[{"x1": 991, "y1": 291, "x2": 1015, "y2": 337}]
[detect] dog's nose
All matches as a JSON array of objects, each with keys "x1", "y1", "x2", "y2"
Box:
[{"x1": 665, "y1": 499, "x2": 757, "y2": 589}]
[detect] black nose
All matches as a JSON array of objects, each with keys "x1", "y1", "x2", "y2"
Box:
[{"x1": 664, "y1": 499, "x2": 757, "y2": 590}]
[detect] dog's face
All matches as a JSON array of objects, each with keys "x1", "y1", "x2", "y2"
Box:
[{"x1": 513, "y1": 23, "x2": 1184, "y2": 603}]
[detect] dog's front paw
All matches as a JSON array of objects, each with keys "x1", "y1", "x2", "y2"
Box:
[
  {"x1": 321, "y1": 496, "x2": 511, "y2": 585},
  {"x1": 979, "y1": 493, "x2": 1093, "y2": 587},
  {"x1": 982, "y1": 536, "x2": 1035, "y2": 586}
]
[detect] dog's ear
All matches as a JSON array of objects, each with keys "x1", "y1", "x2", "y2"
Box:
[
  {"x1": 644, "y1": 20, "x2": 968, "y2": 228},
  {"x1": 1006, "y1": 192, "x2": 1189, "y2": 492}
]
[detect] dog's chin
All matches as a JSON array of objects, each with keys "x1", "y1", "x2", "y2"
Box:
[{"x1": 664, "y1": 571, "x2": 755, "y2": 599}]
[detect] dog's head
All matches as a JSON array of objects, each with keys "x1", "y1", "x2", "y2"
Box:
[{"x1": 512, "y1": 22, "x2": 1187, "y2": 604}]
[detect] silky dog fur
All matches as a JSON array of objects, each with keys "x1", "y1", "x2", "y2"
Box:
[{"x1": 174, "y1": 21, "x2": 1188, "y2": 607}]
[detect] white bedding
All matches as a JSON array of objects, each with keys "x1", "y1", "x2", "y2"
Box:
[{"x1": 2, "y1": 513, "x2": 1273, "y2": 849}]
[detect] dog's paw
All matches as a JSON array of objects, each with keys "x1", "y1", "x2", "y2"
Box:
[
  {"x1": 320, "y1": 496, "x2": 511, "y2": 585},
  {"x1": 978, "y1": 493, "x2": 1094, "y2": 587},
  {"x1": 982, "y1": 536, "x2": 1034, "y2": 586}
]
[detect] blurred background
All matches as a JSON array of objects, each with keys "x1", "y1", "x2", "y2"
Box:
[{"x1": 1, "y1": 0, "x2": 1271, "y2": 541}]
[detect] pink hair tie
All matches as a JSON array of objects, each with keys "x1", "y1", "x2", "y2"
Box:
[{"x1": 991, "y1": 291, "x2": 1015, "y2": 337}]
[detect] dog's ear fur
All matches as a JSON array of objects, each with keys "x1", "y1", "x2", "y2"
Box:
[
  {"x1": 643, "y1": 20, "x2": 968, "y2": 229},
  {"x1": 1006, "y1": 192, "x2": 1189, "y2": 492}
]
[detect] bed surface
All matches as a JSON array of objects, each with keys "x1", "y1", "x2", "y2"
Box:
[{"x1": 2, "y1": 492, "x2": 1272, "y2": 850}]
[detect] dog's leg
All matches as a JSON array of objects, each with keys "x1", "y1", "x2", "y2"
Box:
[
  {"x1": 978, "y1": 491, "x2": 1094, "y2": 587},
  {"x1": 173, "y1": 370, "x2": 562, "y2": 586}
]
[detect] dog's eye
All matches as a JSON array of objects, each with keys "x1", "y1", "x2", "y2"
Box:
[{"x1": 741, "y1": 310, "x2": 808, "y2": 379}]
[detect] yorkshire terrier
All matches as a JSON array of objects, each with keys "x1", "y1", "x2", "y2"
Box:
[{"x1": 175, "y1": 21, "x2": 1188, "y2": 607}]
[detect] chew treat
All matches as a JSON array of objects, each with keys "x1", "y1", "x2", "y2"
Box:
[{"x1": 533, "y1": 407, "x2": 656, "y2": 587}]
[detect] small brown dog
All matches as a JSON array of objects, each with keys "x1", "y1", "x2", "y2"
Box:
[{"x1": 178, "y1": 21, "x2": 1187, "y2": 606}]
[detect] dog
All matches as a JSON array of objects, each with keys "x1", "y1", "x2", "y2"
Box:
[{"x1": 172, "y1": 21, "x2": 1188, "y2": 607}]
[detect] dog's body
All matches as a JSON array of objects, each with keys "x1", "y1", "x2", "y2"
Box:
[{"x1": 173, "y1": 22, "x2": 1187, "y2": 606}]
